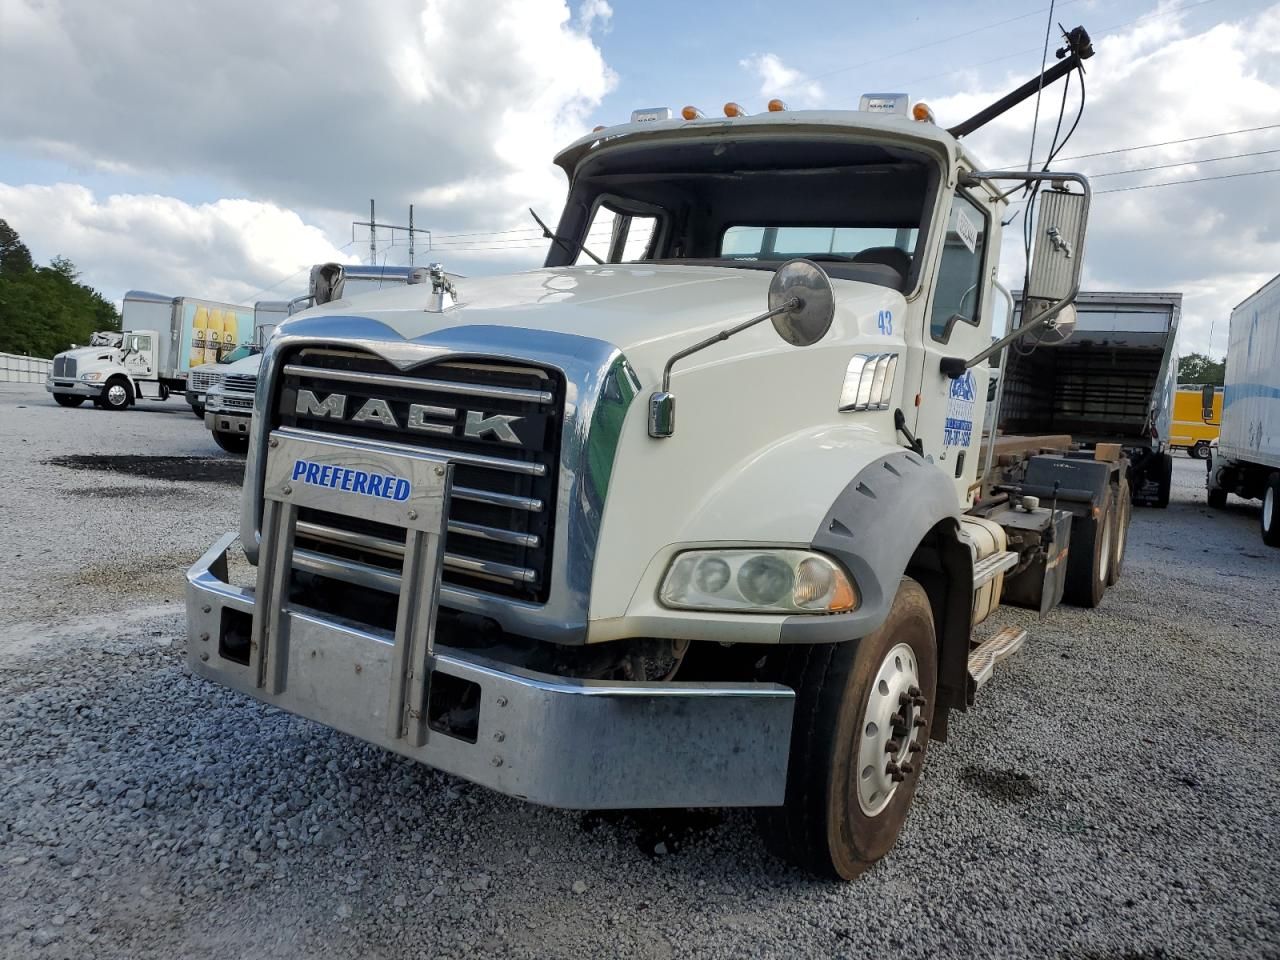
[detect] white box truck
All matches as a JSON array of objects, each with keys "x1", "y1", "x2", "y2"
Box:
[
  {"x1": 47, "y1": 292, "x2": 252, "y2": 411},
  {"x1": 187, "y1": 31, "x2": 1129, "y2": 879},
  {"x1": 1207, "y1": 273, "x2": 1280, "y2": 544}
]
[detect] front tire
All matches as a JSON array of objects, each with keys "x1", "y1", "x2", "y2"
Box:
[
  {"x1": 99, "y1": 377, "x2": 132, "y2": 411},
  {"x1": 53, "y1": 393, "x2": 86, "y2": 408},
  {"x1": 1154, "y1": 452, "x2": 1173, "y2": 508},
  {"x1": 759, "y1": 578, "x2": 937, "y2": 880},
  {"x1": 212, "y1": 431, "x2": 249, "y2": 454},
  {"x1": 1191, "y1": 442, "x2": 1211, "y2": 460},
  {"x1": 190, "y1": 404, "x2": 205, "y2": 419},
  {"x1": 1262, "y1": 475, "x2": 1280, "y2": 548}
]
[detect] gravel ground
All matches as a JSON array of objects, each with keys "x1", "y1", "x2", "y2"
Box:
[{"x1": 1, "y1": 381, "x2": 1277, "y2": 960}]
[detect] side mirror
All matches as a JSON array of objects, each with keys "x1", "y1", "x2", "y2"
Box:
[
  {"x1": 309, "y1": 262, "x2": 345, "y2": 306},
  {"x1": 1201, "y1": 383, "x2": 1215, "y2": 422},
  {"x1": 1027, "y1": 187, "x2": 1088, "y2": 306},
  {"x1": 1021, "y1": 301, "x2": 1077, "y2": 347},
  {"x1": 649, "y1": 259, "x2": 835, "y2": 437},
  {"x1": 769, "y1": 259, "x2": 836, "y2": 346}
]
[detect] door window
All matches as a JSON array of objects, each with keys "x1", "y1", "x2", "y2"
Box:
[{"x1": 930, "y1": 192, "x2": 987, "y2": 342}]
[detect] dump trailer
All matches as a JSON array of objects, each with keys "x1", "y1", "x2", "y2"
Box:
[
  {"x1": 1207, "y1": 273, "x2": 1280, "y2": 545},
  {"x1": 1171, "y1": 384, "x2": 1222, "y2": 459},
  {"x1": 186, "y1": 30, "x2": 1130, "y2": 880},
  {"x1": 1003, "y1": 290, "x2": 1180, "y2": 507}
]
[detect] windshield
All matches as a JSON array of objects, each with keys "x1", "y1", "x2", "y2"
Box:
[
  {"x1": 218, "y1": 345, "x2": 257, "y2": 364},
  {"x1": 548, "y1": 134, "x2": 939, "y2": 292}
]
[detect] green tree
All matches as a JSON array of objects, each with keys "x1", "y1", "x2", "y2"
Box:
[
  {"x1": 0, "y1": 219, "x2": 121, "y2": 358},
  {"x1": 1177, "y1": 352, "x2": 1226, "y2": 385}
]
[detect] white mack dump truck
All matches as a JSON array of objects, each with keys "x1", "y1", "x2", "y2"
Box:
[{"x1": 187, "y1": 31, "x2": 1122, "y2": 877}]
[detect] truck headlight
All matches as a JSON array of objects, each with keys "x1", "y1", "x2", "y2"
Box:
[
  {"x1": 81, "y1": 372, "x2": 104, "y2": 381},
  {"x1": 660, "y1": 549, "x2": 858, "y2": 614}
]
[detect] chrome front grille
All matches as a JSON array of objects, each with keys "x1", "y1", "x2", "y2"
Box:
[
  {"x1": 220, "y1": 393, "x2": 255, "y2": 411},
  {"x1": 53, "y1": 356, "x2": 76, "y2": 378},
  {"x1": 225, "y1": 373, "x2": 259, "y2": 392},
  {"x1": 274, "y1": 348, "x2": 561, "y2": 603},
  {"x1": 188, "y1": 370, "x2": 223, "y2": 392}
]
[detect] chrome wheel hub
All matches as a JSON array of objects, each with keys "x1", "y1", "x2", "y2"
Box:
[
  {"x1": 107, "y1": 384, "x2": 127, "y2": 406},
  {"x1": 856, "y1": 642, "x2": 925, "y2": 816}
]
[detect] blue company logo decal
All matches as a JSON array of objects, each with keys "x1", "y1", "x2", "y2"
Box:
[
  {"x1": 944, "y1": 370, "x2": 976, "y2": 447},
  {"x1": 290, "y1": 459, "x2": 411, "y2": 502}
]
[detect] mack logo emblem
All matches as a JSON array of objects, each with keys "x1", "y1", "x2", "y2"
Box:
[
  {"x1": 295, "y1": 389, "x2": 525, "y2": 445},
  {"x1": 290, "y1": 459, "x2": 411, "y2": 501}
]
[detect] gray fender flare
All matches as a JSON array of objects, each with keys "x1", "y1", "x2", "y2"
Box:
[{"x1": 780, "y1": 449, "x2": 974, "y2": 711}]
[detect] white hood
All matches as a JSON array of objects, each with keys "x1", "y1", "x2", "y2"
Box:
[{"x1": 295, "y1": 263, "x2": 897, "y2": 375}]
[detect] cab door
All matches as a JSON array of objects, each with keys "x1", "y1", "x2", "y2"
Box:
[
  {"x1": 913, "y1": 188, "x2": 996, "y2": 508},
  {"x1": 124, "y1": 333, "x2": 156, "y2": 379}
]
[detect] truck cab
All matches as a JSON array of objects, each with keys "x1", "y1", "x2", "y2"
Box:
[{"x1": 187, "y1": 30, "x2": 1113, "y2": 881}]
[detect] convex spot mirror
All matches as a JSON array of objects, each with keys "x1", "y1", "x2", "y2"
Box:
[
  {"x1": 1022, "y1": 300, "x2": 1077, "y2": 346},
  {"x1": 769, "y1": 258, "x2": 836, "y2": 347}
]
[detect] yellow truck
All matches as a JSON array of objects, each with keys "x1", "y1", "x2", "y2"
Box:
[{"x1": 1171, "y1": 384, "x2": 1222, "y2": 459}]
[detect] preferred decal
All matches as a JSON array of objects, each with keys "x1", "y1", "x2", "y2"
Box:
[
  {"x1": 290, "y1": 459, "x2": 412, "y2": 502},
  {"x1": 944, "y1": 370, "x2": 976, "y2": 448}
]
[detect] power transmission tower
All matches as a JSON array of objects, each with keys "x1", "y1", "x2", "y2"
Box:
[{"x1": 352, "y1": 201, "x2": 433, "y2": 266}]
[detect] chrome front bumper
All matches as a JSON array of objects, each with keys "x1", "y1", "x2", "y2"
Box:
[
  {"x1": 186, "y1": 532, "x2": 794, "y2": 809},
  {"x1": 46, "y1": 378, "x2": 102, "y2": 398},
  {"x1": 205, "y1": 411, "x2": 252, "y2": 435}
]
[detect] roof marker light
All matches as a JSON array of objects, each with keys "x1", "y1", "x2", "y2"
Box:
[
  {"x1": 592, "y1": 124, "x2": 607, "y2": 132},
  {"x1": 767, "y1": 98, "x2": 788, "y2": 112},
  {"x1": 912, "y1": 102, "x2": 936, "y2": 123},
  {"x1": 724, "y1": 102, "x2": 746, "y2": 117},
  {"x1": 681, "y1": 105, "x2": 704, "y2": 120}
]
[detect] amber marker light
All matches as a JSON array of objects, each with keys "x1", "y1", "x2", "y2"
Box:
[
  {"x1": 767, "y1": 98, "x2": 788, "y2": 112},
  {"x1": 681, "y1": 105, "x2": 704, "y2": 120},
  {"x1": 912, "y1": 102, "x2": 936, "y2": 123},
  {"x1": 723, "y1": 102, "x2": 745, "y2": 117}
]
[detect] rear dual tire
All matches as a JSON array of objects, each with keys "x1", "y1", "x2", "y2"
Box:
[
  {"x1": 1064, "y1": 491, "x2": 1114, "y2": 608},
  {"x1": 760, "y1": 578, "x2": 936, "y2": 880}
]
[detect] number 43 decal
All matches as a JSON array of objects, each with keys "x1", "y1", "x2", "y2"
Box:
[{"x1": 876, "y1": 309, "x2": 894, "y2": 335}]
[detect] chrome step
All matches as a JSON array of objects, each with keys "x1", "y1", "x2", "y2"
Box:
[
  {"x1": 973, "y1": 550, "x2": 1019, "y2": 590},
  {"x1": 967, "y1": 626, "x2": 1028, "y2": 692}
]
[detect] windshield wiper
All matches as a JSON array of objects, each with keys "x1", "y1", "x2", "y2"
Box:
[{"x1": 529, "y1": 208, "x2": 604, "y2": 265}]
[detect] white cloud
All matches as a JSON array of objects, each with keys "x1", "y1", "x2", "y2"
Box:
[
  {"x1": 0, "y1": 0, "x2": 616, "y2": 231},
  {"x1": 739, "y1": 53, "x2": 824, "y2": 106},
  {"x1": 927, "y1": 3, "x2": 1280, "y2": 356},
  {"x1": 578, "y1": 0, "x2": 612, "y2": 32},
  {"x1": 0, "y1": 183, "x2": 356, "y2": 307}
]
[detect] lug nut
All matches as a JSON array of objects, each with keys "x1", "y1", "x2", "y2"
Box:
[
  {"x1": 885, "y1": 739, "x2": 902, "y2": 753},
  {"x1": 913, "y1": 717, "x2": 927, "y2": 728},
  {"x1": 907, "y1": 685, "x2": 921, "y2": 697},
  {"x1": 901, "y1": 762, "x2": 915, "y2": 774},
  {"x1": 909, "y1": 742, "x2": 923, "y2": 753},
  {"x1": 885, "y1": 761, "x2": 900, "y2": 775},
  {"x1": 912, "y1": 696, "x2": 927, "y2": 706}
]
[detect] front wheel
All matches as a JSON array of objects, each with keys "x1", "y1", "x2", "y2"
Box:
[
  {"x1": 1191, "y1": 442, "x2": 1211, "y2": 460},
  {"x1": 212, "y1": 431, "x2": 250, "y2": 455},
  {"x1": 1262, "y1": 475, "x2": 1280, "y2": 548},
  {"x1": 97, "y1": 377, "x2": 133, "y2": 411},
  {"x1": 190, "y1": 404, "x2": 205, "y2": 419},
  {"x1": 53, "y1": 393, "x2": 86, "y2": 408},
  {"x1": 759, "y1": 578, "x2": 936, "y2": 880}
]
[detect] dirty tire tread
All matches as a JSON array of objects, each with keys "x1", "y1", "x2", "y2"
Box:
[
  {"x1": 1064, "y1": 495, "x2": 1112, "y2": 608},
  {"x1": 760, "y1": 579, "x2": 936, "y2": 879},
  {"x1": 1262, "y1": 475, "x2": 1280, "y2": 548}
]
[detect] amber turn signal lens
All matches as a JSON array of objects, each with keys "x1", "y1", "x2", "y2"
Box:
[
  {"x1": 724, "y1": 102, "x2": 745, "y2": 117},
  {"x1": 767, "y1": 98, "x2": 787, "y2": 112},
  {"x1": 681, "y1": 105, "x2": 703, "y2": 120},
  {"x1": 912, "y1": 102, "x2": 935, "y2": 123}
]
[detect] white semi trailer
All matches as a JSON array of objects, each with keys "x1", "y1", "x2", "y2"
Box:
[
  {"x1": 1207, "y1": 273, "x2": 1280, "y2": 545},
  {"x1": 187, "y1": 30, "x2": 1128, "y2": 878},
  {"x1": 47, "y1": 292, "x2": 251, "y2": 411}
]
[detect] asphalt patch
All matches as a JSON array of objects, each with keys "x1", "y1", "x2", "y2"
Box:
[
  {"x1": 46, "y1": 455, "x2": 244, "y2": 485},
  {"x1": 62, "y1": 484, "x2": 198, "y2": 500},
  {"x1": 958, "y1": 765, "x2": 1041, "y2": 803}
]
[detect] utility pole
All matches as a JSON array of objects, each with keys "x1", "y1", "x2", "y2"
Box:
[{"x1": 351, "y1": 202, "x2": 431, "y2": 267}]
